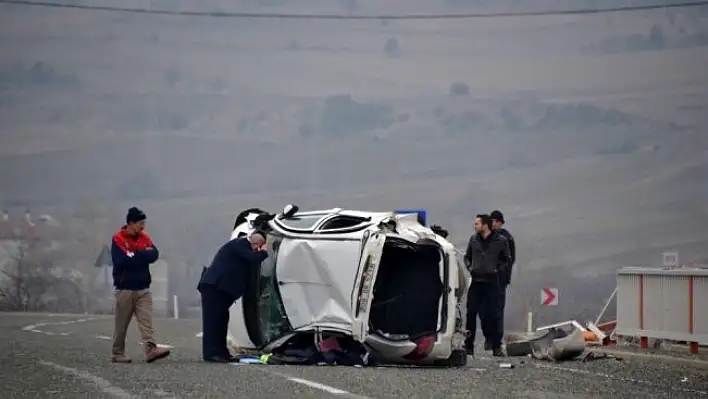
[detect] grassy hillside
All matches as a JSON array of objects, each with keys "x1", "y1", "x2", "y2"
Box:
[{"x1": 1, "y1": 1, "x2": 707, "y2": 326}]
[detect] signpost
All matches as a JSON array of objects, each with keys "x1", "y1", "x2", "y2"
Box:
[
  {"x1": 663, "y1": 251, "x2": 679, "y2": 268},
  {"x1": 541, "y1": 287, "x2": 559, "y2": 307}
]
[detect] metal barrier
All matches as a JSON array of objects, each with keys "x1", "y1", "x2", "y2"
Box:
[{"x1": 615, "y1": 267, "x2": 708, "y2": 354}]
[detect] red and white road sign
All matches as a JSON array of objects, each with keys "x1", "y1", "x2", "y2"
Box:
[{"x1": 541, "y1": 288, "x2": 558, "y2": 306}]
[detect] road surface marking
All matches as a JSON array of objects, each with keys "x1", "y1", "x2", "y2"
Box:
[
  {"x1": 22, "y1": 317, "x2": 98, "y2": 336},
  {"x1": 287, "y1": 377, "x2": 349, "y2": 394},
  {"x1": 38, "y1": 360, "x2": 137, "y2": 399},
  {"x1": 534, "y1": 364, "x2": 708, "y2": 395},
  {"x1": 96, "y1": 335, "x2": 112, "y2": 340},
  {"x1": 240, "y1": 366, "x2": 373, "y2": 398}
]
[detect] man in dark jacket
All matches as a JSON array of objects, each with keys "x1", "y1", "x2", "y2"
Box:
[
  {"x1": 198, "y1": 232, "x2": 268, "y2": 362},
  {"x1": 463, "y1": 214, "x2": 511, "y2": 357},
  {"x1": 490, "y1": 210, "x2": 515, "y2": 347},
  {"x1": 110, "y1": 207, "x2": 170, "y2": 364}
]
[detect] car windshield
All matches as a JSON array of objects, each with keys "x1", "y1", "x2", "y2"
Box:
[{"x1": 256, "y1": 235, "x2": 292, "y2": 344}]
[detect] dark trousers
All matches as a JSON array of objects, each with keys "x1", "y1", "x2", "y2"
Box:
[
  {"x1": 465, "y1": 280, "x2": 502, "y2": 351},
  {"x1": 199, "y1": 283, "x2": 236, "y2": 359},
  {"x1": 498, "y1": 284, "x2": 507, "y2": 337},
  {"x1": 480, "y1": 283, "x2": 508, "y2": 345}
]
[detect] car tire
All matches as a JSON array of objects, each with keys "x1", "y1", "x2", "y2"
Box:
[{"x1": 434, "y1": 349, "x2": 467, "y2": 367}]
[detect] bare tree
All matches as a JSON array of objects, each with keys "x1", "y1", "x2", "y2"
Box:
[
  {"x1": 0, "y1": 236, "x2": 56, "y2": 311},
  {"x1": 0, "y1": 203, "x2": 112, "y2": 313}
]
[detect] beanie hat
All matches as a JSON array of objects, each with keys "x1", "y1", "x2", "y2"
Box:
[
  {"x1": 126, "y1": 207, "x2": 146, "y2": 224},
  {"x1": 490, "y1": 210, "x2": 505, "y2": 223}
]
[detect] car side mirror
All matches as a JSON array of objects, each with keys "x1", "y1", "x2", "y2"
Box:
[{"x1": 282, "y1": 204, "x2": 299, "y2": 218}]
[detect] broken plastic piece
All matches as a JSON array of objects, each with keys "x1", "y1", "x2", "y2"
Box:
[
  {"x1": 536, "y1": 320, "x2": 587, "y2": 333},
  {"x1": 530, "y1": 329, "x2": 586, "y2": 361}
]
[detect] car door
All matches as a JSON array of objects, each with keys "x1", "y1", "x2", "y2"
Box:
[{"x1": 351, "y1": 229, "x2": 387, "y2": 342}]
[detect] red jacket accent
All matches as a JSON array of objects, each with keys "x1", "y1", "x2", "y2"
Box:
[{"x1": 112, "y1": 226, "x2": 154, "y2": 255}]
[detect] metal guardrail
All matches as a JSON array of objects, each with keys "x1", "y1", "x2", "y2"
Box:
[{"x1": 615, "y1": 267, "x2": 708, "y2": 354}]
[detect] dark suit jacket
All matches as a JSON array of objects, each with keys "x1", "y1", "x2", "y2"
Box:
[{"x1": 198, "y1": 237, "x2": 268, "y2": 301}]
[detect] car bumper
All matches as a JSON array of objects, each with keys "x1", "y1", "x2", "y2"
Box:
[{"x1": 364, "y1": 333, "x2": 454, "y2": 363}]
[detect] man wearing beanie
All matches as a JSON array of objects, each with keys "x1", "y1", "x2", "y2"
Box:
[
  {"x1": 110, "y1": 207, "x2": 171, "y2": 364},
  {"x1": 486, "y1": 209, "x2": 516, "y2": 350}
]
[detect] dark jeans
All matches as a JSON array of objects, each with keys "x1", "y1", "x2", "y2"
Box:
[
  {"x1": 199, "y1": 283, "x2": 236, "y2": 359},
  {"x1": 465, "y1": 279, "x2": 502, "y2": 351}
]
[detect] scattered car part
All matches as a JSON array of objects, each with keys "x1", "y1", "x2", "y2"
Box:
[
  {"x1": 532, "y1": 328, "x2": 587, "y2": 361},
  {"x1": 536, "y1": 320, "x2": 587, "y2": 333},
  {"x1": 505, "y1": 329, "x2": 556, "y2": 357}
]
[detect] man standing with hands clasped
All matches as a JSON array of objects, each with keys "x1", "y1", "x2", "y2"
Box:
[
  {"x1": 110, "y1": 207, "x2": 171, "y2": 364},
  {"x1": 463, "y1": 214, "x2": 511, "y2": 357},
  {"x1": 198, "y1": 232, "x2": 269, "y2": 363}
]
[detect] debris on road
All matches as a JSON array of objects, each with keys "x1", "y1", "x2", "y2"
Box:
[
  {"x1": 506, "y1": 326, "x2": 587, "y2": 362},
  {"x1": 238, "y1": 357, "x2": 262, "y2": 364},
  {"x1": 530, "y1": 328, "x2": 586, "y2": 361},
  {"x1": 232, "y1": 332, "x2": 377, "y2": 367}
]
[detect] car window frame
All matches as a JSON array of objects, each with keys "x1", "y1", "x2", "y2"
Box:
[
  {"x1": 272, "y1": 213, "x2": 328, "y2": 232},
  {"x1": 242, "y1": 234, "x2": 293, "y2": 348},
  {"x1": 315, "y1": 215, "x2": 374, "y2": 234}
]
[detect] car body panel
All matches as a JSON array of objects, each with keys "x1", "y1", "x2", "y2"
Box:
[{"x1": 277, "y1": 238, "x2": 359, "y2": 331}]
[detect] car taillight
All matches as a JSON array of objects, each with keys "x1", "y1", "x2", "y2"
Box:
[{"x1": 403, "y1": 335, "x2": 436, "y2": 360}]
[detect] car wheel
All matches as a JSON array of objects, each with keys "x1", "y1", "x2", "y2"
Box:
[{"x1": 433, "y1": 349, "x2": 467, "y2": 367}]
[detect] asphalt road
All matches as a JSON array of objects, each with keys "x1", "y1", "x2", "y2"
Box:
[{"x1": 2, "y1": 313, "x2": 707, "y2": 399}]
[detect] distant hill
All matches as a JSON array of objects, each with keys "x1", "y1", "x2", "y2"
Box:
[{"x1": 1, "y1": 1, "x2": 707, "y2": 325}]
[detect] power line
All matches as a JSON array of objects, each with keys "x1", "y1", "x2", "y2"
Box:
[{"x1": 1, "y1": 0, "x2": 708, "y2": 20}]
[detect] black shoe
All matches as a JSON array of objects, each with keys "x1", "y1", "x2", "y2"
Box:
[
  {"x1": 204, "y1": 356, "x2": 232, "y2": 363},
  {"x1": 484, "y1": 341, "x2": 492, "y2": 351},
  {"x1": 492, "y1": 348, "x2": 505, "y2": 357}
]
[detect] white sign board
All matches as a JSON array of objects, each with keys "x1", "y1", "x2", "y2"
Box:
[
  {"x1": 541, "y1": 288, "x2": 559, "y2": 307},
  {"x1": 663, "y1": 251, "x2": 679, "y2": 268}
]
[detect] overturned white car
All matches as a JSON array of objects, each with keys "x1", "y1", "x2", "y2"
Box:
[{"x1": 227, "y1": 205, "x2": 470, "y2": 367}]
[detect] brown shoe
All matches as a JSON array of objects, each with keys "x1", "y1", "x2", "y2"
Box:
[
  {"x1": 111, "y1": 354, "x2": 133, "y2": 363},
  {"x1": 145, "y1": 343, "x2": 171, "y2": 363}
]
